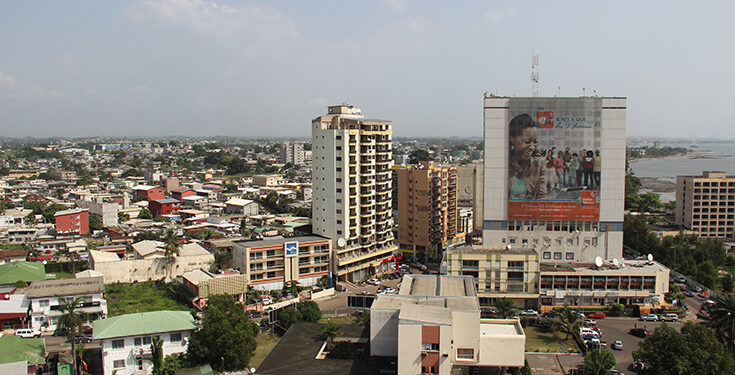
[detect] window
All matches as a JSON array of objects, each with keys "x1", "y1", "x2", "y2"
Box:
[
  {"x1": 543, "y1": 252, "x2": 551, "y2": 259},
  {"x1": 565, "y1": 252, "x2": 575, "y2": 260},
  {"x1": 457, "y1": 348, "x2": 474, "y2": 360},
  {"x1": 421, "y1": 343, "x2": 440, "y2": 351},
  {"x1": 170, "y1": 333, "x2": 182, "y2": 342},
  {"x1": 39, "y1": 299, "x2": 49, "y2": 307},
  {"x1": 554, "y1": 252, "x2": 562, "y2": 260},
  {"x1": 112, "y1": 339, "x2": 125, "y2": 349},
  {"x1": 142, "y1": 336, "x2": 151, "y2": 345},
  {"x1": 134, "y1": 337, "x2": 142, "y2": 346},
  {"x1": 113, "y1": 360, "x2": 125, "y2": 369}
]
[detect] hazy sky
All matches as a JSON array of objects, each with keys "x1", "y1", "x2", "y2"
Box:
[{"x1": 1, "y1": 1, "x2": 733, "y2": 138}]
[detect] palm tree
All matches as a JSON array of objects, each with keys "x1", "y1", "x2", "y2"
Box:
[
  {"x1": 58, "y1": 296, "x2": 86, "y2": 375},
  {"x1": 494, "y1": 298, "x2": 517, "y2": 319},
  {"x1": 161, "y1": 230, "x2": 180, "y2": 280},
  {"x1": 710, "y1": 293, "x2": 735, "y2": 352},
  {"x1": 553, "y1": 305, "x2": 583, "y2": 344},
  {"x1": 322, "y1": 319, "x2": 342, "y2": 341}
]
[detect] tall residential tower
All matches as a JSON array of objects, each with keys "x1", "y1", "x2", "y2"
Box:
[{"x1": 312, "y1": 105, "x2": 397, "y2": 281}]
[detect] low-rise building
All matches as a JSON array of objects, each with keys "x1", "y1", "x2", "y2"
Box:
[
  {"x1": 181, "y1": 269, "x2": 248, "y2": 310},
  {"x1": 0, "y1": 290, "x2": 29, "y2": 330},
  {"x1": 224, "y1": 198, "x2": 258, "y2": 215},
  {"x1": 132, "y1": 185, "x2": 165, "y2": 201},
  {"x1": 232, "y1": 236, "x2": 331, "y2": 290},
  {"x1": 26, "y1": 277, "x2": 107, "y2": 332},
  {"x1": 54, "y1": 208, "x2": 89, "y2": 235},
  {"x1": 76, "y1": 199, "x2": 119, "y2": 227},
  {"x1": 50, "y1": 170, "x2": 77, "y2": 182},
  {"x1": 445, "y1": 246, "x2": 540, "y2": 309},
  {"x1": 171, "y1": 188, "x2": 196, "y2": 202},
  {"x1": 149, "y1": 198, "x2": 181, "y2": 217},
  {"x1": 370, "y1": 275, "x2": 525, "y2": 374},
  {"x1": 252, "y1": 174, "x2": 283, "y2": 187},
  {"x1": 93, "y1": 310, "x2": 196, "y2": 375}
]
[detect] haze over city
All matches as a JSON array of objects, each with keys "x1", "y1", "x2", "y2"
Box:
[{"x1": 1, "y1": 0, "x2": 733, "y2": 138}]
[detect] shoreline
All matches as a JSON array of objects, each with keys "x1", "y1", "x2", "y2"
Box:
[{"x1": 628, "y1": 150, "x2": 709, "y2": 164}]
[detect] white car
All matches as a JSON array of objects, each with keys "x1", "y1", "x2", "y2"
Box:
[
  {"x1": 381, "y1": 287, "x2": 396, "y2": 294},
  {"x1": 640, "y1": 314, "x2": 659, "y2": 321},
  {"x1": 520, "y1": 310, "x2": 539, "y2": 316},
  {"x1": 15, "y1": 329, "x2": 41, "y2": 338},
  {"x1": 612, "y1": 340, "x2": 623, "y2": 350},
  {"x1": 584, "y1": 319, "x2": 597, "y2": 326},
  {"x1": 366, "y1": 278, "x2": 380, "y2": 286}
]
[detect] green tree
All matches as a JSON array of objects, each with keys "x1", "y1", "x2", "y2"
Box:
[
  {"x1": 710, "y1": 293, "x2": 735, "y2": 352},
  {"x1": 408, "y1": 149, "x2": 432, "y2": 164},
  {"x1": 118, "y1": 212, "x2": 130, "y2": 223},
  {"x1": 493, "y1": 298, "x2": 517, "y2": 319},
  {"x1": 139, "y1": 208, "x2": 153, "y2": 219},
  {"x1": 161, "y1": 230, "x2": 180, "y2": 280},
  {"x1": 322, "y1": 319, "x2": 342, "y2": 340},
  {"x1": 88, "y1": 214, "x2": 103, "y2": 231},
  {"x1": 58, "y1": 296, "x2": 86, "y2": 375},
  {"x1": 149, "y1": 336, "x2": 164, "y2": 375},
  {"x1": 584, "y1": 348, "x2": 616, "y2": 375},
  {"x1": 278, "y1": 307, "x2": 302, "y2": 330},
  {"x1": 553, "y1": 305, "x2": 583, "y2": 343},
  {"x1": 634, "y1": 323, "x2": 735, "y2": 375},
  {"x1": 158, "y1": 353, "x2": 184, "y2": 375},
  {"x1": 187, "y1": 295, "x2": 259, "y2": 371},
  {"x1": 297, "y1": 301, "x2": 322, "y2": 322},
  {"x1": 721, "y1": 274, "x2": 734, "y2": 294}
]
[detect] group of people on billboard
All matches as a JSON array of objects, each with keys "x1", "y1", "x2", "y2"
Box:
[{"x1": 508, "y1": 113, "x2": 601, "y2": 201}]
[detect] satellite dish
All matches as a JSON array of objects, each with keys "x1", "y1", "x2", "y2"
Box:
[
  {"x1": 647, "y1": 253, "x2": 654, "y2": 262},
  {"x1": 337, "y1": 238, "x2": 346, "y2": 248},
  {"x1": 612, "y1": 258, "x2": 620, "y2": 267},
  {"x1": 506, "y1": 244, "x2": 511, "y2": 250},
  {"x1": 595, "y1": 256, "x2": 603, "y2": 268},
  {"x1": 251, "y1": 368, "x2": 256, "y2": 374}
]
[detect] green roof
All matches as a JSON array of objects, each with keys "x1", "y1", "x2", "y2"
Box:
[
  {"x1": 0, "y1": 336, "x2": 45, "y2": 365},
  {"x1": 0, "y1": 261, "x2": 46, "y2": 285},
  {"x1": 93, "y1": 310, "x2": 197, "y2": 340}
]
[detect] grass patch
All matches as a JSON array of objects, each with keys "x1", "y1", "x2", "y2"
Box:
[
  {"x1": 54, "y1": 272, "x2": 76, "y2": 279},
  {"x1": 251, "y1": 332, "x2": 280, "y2": 369},
  {"x1": 105, "y1": 281, "x2": 190, "y2": 317},
  {"x1": 524, "y1": 326, "x2": 580, "y2": 353},
  {"x1": 318, "y1": 316, "x2": 355, "y2": 325}
]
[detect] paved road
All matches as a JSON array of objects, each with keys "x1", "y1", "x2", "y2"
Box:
[{"x1": 595, "y1": 317, "x2": 683, "y2": 372}]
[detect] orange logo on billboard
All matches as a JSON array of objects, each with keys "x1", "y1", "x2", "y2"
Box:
[
  {"x1": 536, "y1": 111, "x2": 554, "y2": 128},
  {"x1": 580, "y1": 190, "x2": 598, "y2": 207}
]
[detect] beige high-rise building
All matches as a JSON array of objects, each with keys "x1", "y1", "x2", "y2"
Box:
[
  {"x1": 396, "y1": 161, "x2": 464, "y2": 259},
  {"x1": 457, "y1": 161, "x2": 484, "y2": 234},
  {"x1": 676, "y1": 171, "x2": 735, "y2": 239},
  {"x1": 312, "y1": 105, "x2": 397, "y2": 282}
]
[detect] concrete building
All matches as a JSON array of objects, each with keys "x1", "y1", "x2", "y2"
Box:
[
  {"x1": 181, "y1": 269, "x2": 248, "y2": 310},
  {"x1": 538, "y1": 259, "x2": 670, "y2": 312},
  {"x1": 224, "y1": 198, "x2": 258, "y2": 215},
  {"x1": 457, "y1": 161, "x2": 484, "y2": 233},
  {"x1": 76, "y1": 199, "x2": 119, "y2": 227},
  {"x1": 132, "y1": 185, "x2": 165, "y2": 201},
  {"x1": 54, "y1": 208, "x2": 89, "y2": 235},
  {"x1": 26, "y1": 277, "x2": 107, "y2": 332},
  {"x1": 149, "y1": 198, "x2": 181, "y2": 217},
  {"x1": 312, "y1": 105, "x2": 397, "y2": 281},
  {"x1": 482, "y1": 96, "x2": 626, "y2": 263},
  {"x1": 94, "y1": 311, "x2": 196, "y2": 375},
  {"x1": 49, "y1": 170, "x2": 77, "y2": 182},
  {"x1": 88, "y1": 242, "x2": 214, "y2": 284},
  {"x1": 675, "y1": 171, "x2": 735, "y2": 239},
  {"x1": 445, "y1": 246, "x2": 540, "y2": 309},
  {"x1": 232, "y1": 236, "x2": 331, "y2": 290},
  {"x1": 396, "y1": 161, "x2": 464, "y2": 259},
  {"x1": 370, "y1": 275, "x2": 525, "y2": 374},
  {"x1": 280, "y1": 143, "x2": 305, "y2": 165},
  {"x1": 252, "y1": 174, "x2": 284, "y2": 187}
]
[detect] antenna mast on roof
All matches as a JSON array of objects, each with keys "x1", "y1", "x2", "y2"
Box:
[{"x1": 531, "y1": 54, "x2": 539, "y2": 97}]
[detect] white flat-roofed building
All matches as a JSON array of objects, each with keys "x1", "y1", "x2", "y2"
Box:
[
  {"x1": 26, "y1": 277, "x2": 107, "y2": 332},
  {"x1": 370, "y1": 275, "x2": 525, "y2": 374}
]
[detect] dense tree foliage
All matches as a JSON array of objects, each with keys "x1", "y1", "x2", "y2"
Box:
[
  {"x1": 584, "y1": 348, "x2": 616, "y2": 375},
  {"x1": 187, "y1": 295, "x2": 259, "y2": 371},
  {"x1": 408, "y1": 149, "x2": 432, "y2": 164},
  {"x1": 634, "y1": 323, "x2": 735, "y2": 375}
]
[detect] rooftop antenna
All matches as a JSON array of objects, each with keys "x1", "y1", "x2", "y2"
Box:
[{"x1": 531, "y1": 54, "x2": 539, "y2": 97}]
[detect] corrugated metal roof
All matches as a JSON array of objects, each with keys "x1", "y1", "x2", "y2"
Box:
[{"x1": 93, "y1": 310, "x2": 196, "y2": 340}]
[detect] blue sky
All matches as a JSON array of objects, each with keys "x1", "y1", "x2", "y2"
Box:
[{"x1": 0, "y1": 1, "x2": 733, "y2": 138}]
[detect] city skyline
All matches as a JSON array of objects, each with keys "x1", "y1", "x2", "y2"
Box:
[{"x1": 1, "y1": 1, "x2": 733, "y2": 138}]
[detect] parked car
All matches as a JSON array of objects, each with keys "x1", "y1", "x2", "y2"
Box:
[
  {"x1": 366, "y1": 278, "x2": 380, "y2": 286},
  {"x1": 74, "y1": 334, "x2": 93, "y2": 344},
  {"x1": 697, "y1": 310, "x2": 711, "y2": 319},
  {"x1": 629, "y1": 360, "x2": 646, "y2": 372},
  {"x1": 684, "y1": 290, "x2": 694, "y2": 297},
  {"x1": 628, "y1": 328, "x2": 649, "y2": 338},
  {"x1": 662, "y1": 313, "x2": 679, "y2": 322},
  {"x1": 588, "y1": 312, "x2": 606, "y2": 319},
  {"x1": 520, "y1": 310, "x2": 539, "y2": 316},
  {"x1": 612, "y1": 340, "x2": 623, "y2": 350},
  {"x1": 542, "y1": 310, "x2": 559, "y2": 318},
  {"x1": 81, "y1": 325, "x2": 93, "y2": 335},
  {"x1": 248, "y1": 310, "x2": 263, "y2": 318},
  {"x1": 640, "y1": 314, "x2": 659, "y2": 322},
  {"x1": 674, "y1": 276, "x2": 687, "y2": 284},
  {"x1": 15, "y1": 329, "x2": 41, "y2": 338},
  {"x1": 584, "y1": 319, "x2": 597, "y2": 326},
  {"x1": 606, "y1": 370, "x2": 624, "y2": 375}
]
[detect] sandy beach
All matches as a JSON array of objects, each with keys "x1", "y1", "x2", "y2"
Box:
[{"x1": 628, "y1": 150, "x2": 709, "y2": 164}]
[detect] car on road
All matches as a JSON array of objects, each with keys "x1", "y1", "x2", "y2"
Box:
[
  {"x1": 520, "y1": 310, "x2": 539, "y2": 316},
  {"x1": 684, "y1": 290, "x2": 694, "y2": 297},
  {"x1": 662, "y1": 313, "x2": 679, "y2": 322},
  {"x1": 612, "y1": 340, "x2": 623, "y2": 350},
  {"x1": 366, "y1": 278, "x2": 380, "y2": 285},
  {"x1": 74, "y1": 334, "x2": 93, "y2": 344},
  {"x1": 693, "y1": 286, "x2": 703, "y2": 293},
  {"x1": 588, "y1": 312, "x2": 606, "y2": 319},
  {"x1": 640, "y1": 314, "x2": 659, "y2": 321},
  {"x1": 15, "y1": 329, "x2": 41, "y2": 338},
  {"x1": 628, "y1": 328, "x2": 650, "y2": 338},
  {"x1": 606, "y1": 370, "x2": 624, "y2": 375},
  {"x1": 629, "y1": 360, "x2": 646, "y2": 372},
  {"x1": 379, "y1": 287, "x2": 396, "y2": 294},
  {"x1": 542, "y1": 310, "x2": 558, "y2": 318},
  {"x1": 698, "y1": 291, "x2": 710, "y2": 298},
  {"x1": 584, "y1": 319, "x2": 597, "y2": 326},
  {"x1": 697, "y1": 310, "x2": 710, "y2": 319}
]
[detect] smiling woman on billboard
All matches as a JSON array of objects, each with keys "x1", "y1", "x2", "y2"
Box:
[{"x1": 508, "y1": 113, "x2": 547, "y2": 200}]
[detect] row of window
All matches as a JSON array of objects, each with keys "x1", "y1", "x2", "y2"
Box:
[
  {"x1": 505, "y1": 237, "x2": 599, "y2": 247},
  {"x1": 543, "y1": 252, "x2": 576, "y2": 260},
  {"x1": 111, "y1": 333, "x2": 183, "y2": 350}
]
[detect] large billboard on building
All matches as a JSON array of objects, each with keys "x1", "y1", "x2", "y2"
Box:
[{"x1": 507, "y1": 98, "x2": 602, "y2": 221}]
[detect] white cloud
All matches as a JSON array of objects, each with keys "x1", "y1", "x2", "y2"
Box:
[
  {"x1": 129, "y1": 0, "x2": 298, "y2": 40},
  {"x1": 0, "y1": 69, "x2": 62, "y2": 100},
  {"x1": 485, "y1": 9, "x2": 514, "y2": 23},
  {"x1": 382, "y1": 0, "x2": 408, "y2": 12}
]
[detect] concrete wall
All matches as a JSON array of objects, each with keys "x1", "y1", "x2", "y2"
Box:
[
  {"x1": 92, "y1": 254, "x2": 214, "y2": 284},
  {"x1": 370, "y1": 309, "x2": 399, "y2": 357}
]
